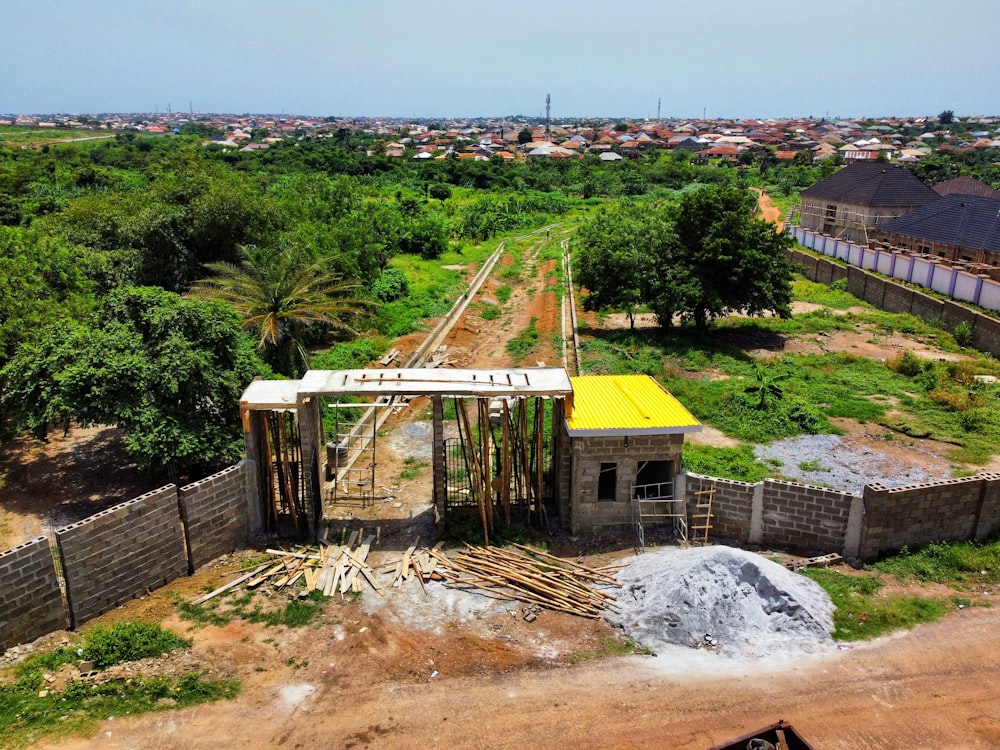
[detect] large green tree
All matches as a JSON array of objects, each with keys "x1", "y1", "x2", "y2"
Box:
[
  {"x1": 651, "y1": 185, "x2": 795, "y2": 330},
  {"x1": 572, "y1": 186, "x2": 794, "y2": 331},
  {"x1": 187, "y1": 245, "x2": 370, "y2": 376},
  {"x1": 0, "y1": 286, "x2": 266, "y2": 478},
  {"x1": 573, "y1": 203, "x2": 673, "y2": 328}
]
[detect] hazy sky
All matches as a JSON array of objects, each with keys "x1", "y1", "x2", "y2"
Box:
[{"x1": 4, "y1": 0, "x2": 998, "y2": 119}]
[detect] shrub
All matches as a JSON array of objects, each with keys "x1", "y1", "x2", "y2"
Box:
[
  {"x1": 82, "y1": 622, "x2": 191, "y2": 669},
  {"x1": 886, "y1": 350, "x2": 925, "y2": 377},
  {"x1": 428, "y1": 183, "x2": 452, "y2": 200},
  {"x1": 370, "y1": 267, "x2": 409, "y2": 303},
  {"x1": 953, "y1": 321, "x2": 974, "y2": 347}
]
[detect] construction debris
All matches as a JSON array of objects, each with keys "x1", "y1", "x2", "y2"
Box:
[
  {"x1": 783, "y1": 553, "x2": 843, "y2": 572},
  {"x1": 191, "y1": 540, "x2": 620, "y2": 620}
]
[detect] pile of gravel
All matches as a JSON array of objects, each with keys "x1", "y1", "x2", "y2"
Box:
[{"x1": 607, "y1": 546, "x2": 835, "y2": 658}]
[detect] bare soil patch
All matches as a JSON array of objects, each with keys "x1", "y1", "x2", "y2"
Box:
[{"x1": 0, "y1": 426, "x2": 160, "y2": 549}]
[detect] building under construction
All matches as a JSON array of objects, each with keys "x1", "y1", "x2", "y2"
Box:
[{"x1": 240, "y1": 367, "x2": 700, "y2": 541}]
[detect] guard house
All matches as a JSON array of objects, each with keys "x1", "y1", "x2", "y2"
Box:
[
  {"x1": 240, "y1": 368, "x2": 699, "y2": 542},
  {"x1": 557, "y1": 374, "x2": 701, "y2": 538}
]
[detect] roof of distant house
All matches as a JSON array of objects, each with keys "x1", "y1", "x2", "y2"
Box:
[
  {"x1": 801, "y1": 162, "x2": 939, "y2": 207},
  {"x1": 932, "y1": 176, "x2": 1000, "y2": 199},
  {"x1": 879, "y1": 193, "x2": 1000, "y2": 253}
]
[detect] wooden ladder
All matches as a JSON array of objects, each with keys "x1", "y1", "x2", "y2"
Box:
[{"x1": 691, "y1": 488, "x2": 715, "y2": 545}]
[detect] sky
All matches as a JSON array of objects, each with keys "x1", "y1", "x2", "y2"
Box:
[{"x1": 3, "y1": 0, "x2": 999, "y2": 120}]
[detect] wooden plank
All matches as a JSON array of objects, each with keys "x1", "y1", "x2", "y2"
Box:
[{"x1": 191, "y1": 564, "x2": 269, "y2": 605}]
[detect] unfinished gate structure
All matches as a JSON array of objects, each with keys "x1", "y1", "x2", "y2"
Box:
[
  {"x1": 242, "y1": 368, "x2": 574, "y2": 540},
  {"x1": 240, "y1": 369, "x2": 700, "y2": 542}
]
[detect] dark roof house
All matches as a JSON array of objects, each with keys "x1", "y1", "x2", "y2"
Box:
[
  {"x1": 932, "y1": 176, "x2": 1000, "y2": 200},
  {"x1": 871, "y1": 193, "x2": 1000, "y2": 267},
  {"x1": 798, "y1": 162, "x2": 939, "y2": 242}
]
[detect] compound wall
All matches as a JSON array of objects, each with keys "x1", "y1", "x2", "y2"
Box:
[
  {"x1": 0, "y1": 537, "x2": 67, "y2": 649},
  {"x1": 179, "y1": 460, "x2": 252, "y2": 572},
  {"x1": 55, "y1": 485, "x2": 188, "y2": 628}
]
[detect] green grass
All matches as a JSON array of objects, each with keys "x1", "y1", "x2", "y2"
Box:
[
  {"x1": 576, "y1": 296, "x2": 1000, "y2": 473},
  {"x1": 506, "y1": 317, "x2": 539, "y2": 361},
  {"x1": 176, "y1": 588, "x2": 327, "y2": 629},
  {"x1": 398, "y1": 457, "x2": 427, "y2": 482},
  {"x1": 803, "y1": 568, "x2": 950, "y2": 641},
  {"x1": 871, "y1": 540, "x2": 1000, "y2": 587},
  {"x1": 681, "y1": 443, "x2": 772, "y2": 483},
  {"x1": 564, "y1": 636, "x2": 652, "y2": 664},
  {"x1": 0, "y1": 622, "x2": 238, "y2": 749}
]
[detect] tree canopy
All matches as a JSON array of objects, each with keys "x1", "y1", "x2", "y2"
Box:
[
  {"x1": 0, "y1": 286, "x2": 267, "y2": 478},
  {"x1": 573, "y1": 185, "x2": 795, "y2": 330},
  {"x1": 187, "y1": 245, "x2": 371, "y2": 376}
]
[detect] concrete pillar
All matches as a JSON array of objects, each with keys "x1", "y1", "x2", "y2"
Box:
[
  {"x1": 842, "y1": 494, "x2": 864, "y2": 562},
  {"x1": 432, "y1": 395, "x2": 445, "y2": 524},
  {"x1": 749, "y1": 481, "x2": 764, "y2": 546},
  {"x1": 297, "y1": 399, "x2": 322, "y2": 539}
]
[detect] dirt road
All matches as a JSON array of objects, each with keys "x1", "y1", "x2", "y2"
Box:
[{"x1": 40, "y1": 601, "x2": 1000, "y2": 749}]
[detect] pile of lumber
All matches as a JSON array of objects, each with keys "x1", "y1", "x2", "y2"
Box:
[
  {"x1": 377, "y1": 538, "x2": 446, "y2": 591},
  {"x1": 191, "y1": 532, "x2": 382, "y2": 605},
  {"x1": 427, "y1": 543, "x2": 622, "y2": 619}
]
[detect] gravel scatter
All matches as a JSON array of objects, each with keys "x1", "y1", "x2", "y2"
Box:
[
  {"x1": 753, "y1": 434, "x2": 953, "y2": 494},
  {"x1": 608, "y1": 546, "x2": 835, "y2": 658}
]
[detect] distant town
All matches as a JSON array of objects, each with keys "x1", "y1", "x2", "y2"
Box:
[{"x1": 3, "y1": 111, "x2": 1000, "y2": 163}]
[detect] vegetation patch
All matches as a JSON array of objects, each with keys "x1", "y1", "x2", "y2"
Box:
[
  {"x1": 565, "y1": 636, "x2": 652, "y2": 664},
  {"x1": 176, "y1": 587, "x2": 326, "y2": 629},
  {"x1": 0, "y1": 622, "x2": 237, "y2": 750},
  {"x1": 506, "y1": 317, "x2": 540, "y2": 361},
  {"x1": 872, "y1": 540, "x2": 1000, "y2": 587},
  {"x1": 803, "y1": 568, "x2": 949, "y2": 641}
]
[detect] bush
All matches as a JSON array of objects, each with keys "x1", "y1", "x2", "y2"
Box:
[
  {"x1": 428, "y1": 183, "x2": 452, "y2": 200},
  {"x1": 953, "y1": 321, "x2": 974, "y2": 347},
  {"x1": 886, "y1": 350, "x2": 925, "y2": 377},
  {"x1": 82, "y1": 622, "x2": 191, "y2": 669},
  {"x1": 370, "y1": 267, "x2": 409, "y2": 303}
]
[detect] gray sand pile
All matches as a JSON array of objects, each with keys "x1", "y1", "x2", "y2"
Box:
[{"x1": 607, "y1": 546, "x2": 835, "y2": 658}]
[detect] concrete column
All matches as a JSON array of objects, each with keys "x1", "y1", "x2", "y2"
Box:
[
  {"x1": 749, "y1": 481, "x2": 764, "y2": 546},
  {"x1": 432, "y1": 395, "x2": 445, "y2": 524},
  {"x1": 842, "y1": 494, "x2": 864, "y2": 562},
  {"x1": 297, "y1": 399, "x2": 322, "y2": 539}
]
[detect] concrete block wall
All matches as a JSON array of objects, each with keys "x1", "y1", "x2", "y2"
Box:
[
  {"x1": 179, "y1": 461, "x2": 252, "y2": 572},
  {"x1": 683, "y1": 473, "x2": 755, "y2": 543},
  {"x1": 858, "y1": 477, "x2": 984, "y2": 561},
  {"x1": 569, "y1": 434, "x2": 683, "y2": 534},
  {"x1": 761, "y1": 479, "x2": 855, "y2": 554},
  {"x1": 55, "y1": 485, "x2": 188, "y2": 628},
  {"x1": 0, "y1": 537, "x2": 67, "y2": 649},
  {"x1": 975, "y1": 474, "x2": 1000, "y2": 541},
  {"x1": 787, "y1": 247, "x2": 1000, "y2": 359}
]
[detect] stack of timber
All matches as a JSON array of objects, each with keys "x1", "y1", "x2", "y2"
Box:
[
  {"x1": 378, "y1": 539, "x2": 446, "y2": 592},
  {"x1": 427, "y1": 543, "x2": 622, "y2": 619},
  {"x1": 191, "y1": 532, "x2": 382, "y2": 605}
]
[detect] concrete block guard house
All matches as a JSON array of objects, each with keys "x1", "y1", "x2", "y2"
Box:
[{"x1": 558, "y1": 374, "x2": 701, "y2": 536}]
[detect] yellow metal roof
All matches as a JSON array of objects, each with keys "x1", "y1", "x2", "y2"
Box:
[{"x1": 567, "y1": 375, "x2": 701, "y2": 436}]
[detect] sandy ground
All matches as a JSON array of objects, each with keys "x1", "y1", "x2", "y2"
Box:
[{"x1": 33, "y1": 592, "x2": 1000, "y2": 750}]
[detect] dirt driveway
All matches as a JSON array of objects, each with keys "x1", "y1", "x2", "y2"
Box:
[{"x1": 37, "y1": 593, "x2": 1000, "y2": 749}]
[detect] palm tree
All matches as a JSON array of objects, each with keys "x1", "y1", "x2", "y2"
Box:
[{"x1": 188, "y1": 245, "x2": 370, "y2": 376}]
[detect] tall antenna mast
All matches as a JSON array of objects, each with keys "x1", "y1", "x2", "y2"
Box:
[
  {"x1": 545, "y1": 93, "x2": 551, "y2": 139},
  {"x1": 657, "y1": 97, "x2": 661, "y2": 121}
]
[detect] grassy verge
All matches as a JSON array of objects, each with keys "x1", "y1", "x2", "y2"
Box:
[
  {"x1": 801, "y1": 538, "x2": 1000, "y2": 642},
  {"x1": 802, "y1": 568, "x2": 951, "y2": 641},
  {"x1": 0, "y1": 623, "x2": 238, "y2": 750}
]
